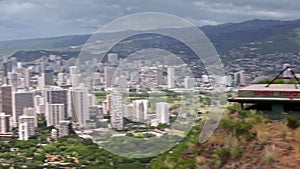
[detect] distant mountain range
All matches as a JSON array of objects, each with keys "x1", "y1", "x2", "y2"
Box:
[
  {"x1": 2, "y1": 19, "x2": 300, "y2": 58},
  {"x1": 201, "y1": 19, "x2": 300, "y2": 54}
]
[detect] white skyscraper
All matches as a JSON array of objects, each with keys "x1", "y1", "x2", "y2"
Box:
[
  {"x1": 37, "y1": 76, "x2": 45, "y2": 90},
  {"x1": 156, "y1": 102, "x2": 169, "y2": 124},
  {"x1": 167, "y1": 67, "x2": 175, "y2": 89},
  {"x1": 133, "y1": 100, "x2": 148, "y2": 122},
  {"x1": 18, "y1": 122, "x2": 28, "y2": 140},
  {"x1": 69, "y1": 66, "x2": 80, "y2": 87},
  {"x1": 51, "y1": 128, "x2": 58, "y2": 139},
  {"x1": 225, "y1": 75, "x2": 233, "y2": 87},
  {"x1": 124, "y1": 104, "x2": 134, "y2": 120},
  {"x1": 184, "y1": 76, "x2": 195, "y2": 89},
  {"x1": 202, "y1": 75, "x2": 209, "y2": 83},
  {"x1": 88, "y1": 93, "x2": 96, "y2": 106},
  {"x1": 18, "y1": 115, "x2": 35, "y2": 140},
  {"x1": 0, "y1": 112, "x2": 10, "y2": 134},
  {"x1": 104, "y1": 67, "x2": 115, "y2": 88},
  {"x1": 57, "y1": 73, "x2": 67, "y2": 86},
  {"x1": 119, "y1": 75, "x2": 127, "y2": 90},
  {"x1": 240, "y1": 70, "x2": 246, "y2": 86},
  {"x1": 23, "y1": 68, "x2": 30, "y2": 88},
  {"x1": 46, "y1": 104, "x2": 65, "y2": 127},
  {"x1": 23, "y1": 107, "x2": 37, "y2": 127},
  {"x1": 70, "y1": 84, "x2": 89, "y2": 128},
  {"x1": 234, "y1": 71, "x2": 246, "y2": 86},
  {"x1": 140, "y1": 66, "x2": 163, "y2": 89},
  {"x1": 34, "y1": 95, "x2": 44, "y2": 114},
  {"x1": 8, "y1": 72, "x2": 20, "y2": 89},
  {"x1": 58, "y1": 120, "x2": 70, "y2": 138},
  {"x1": 110, "y1": 90, "x2": 123, "y2": 130}
]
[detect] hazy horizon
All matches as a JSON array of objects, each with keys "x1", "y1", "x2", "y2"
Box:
[{"x1": 1, "y1": 0, "x2": 300, "y2": 41}]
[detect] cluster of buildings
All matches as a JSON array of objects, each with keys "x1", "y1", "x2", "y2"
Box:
[
  {"x1": 0, "y1": 50, "x2": 253, "y2": 140},
  {"x1": 0, "y1": 55, "x2": 98, "y2": 140},
  {"x1": 221, "y1": 41, "x2": 300, "y2": 84},
  {"x1": 0, "y1": 53, "x2": 182, "y2": 140}
]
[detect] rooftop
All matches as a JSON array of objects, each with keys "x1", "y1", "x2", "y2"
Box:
[{"x1": 239, "y1": 84, "x2": 300, "y2": 92}]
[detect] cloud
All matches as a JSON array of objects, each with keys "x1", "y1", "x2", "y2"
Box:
[{"x1": 0, "y1": 0, "x2": 300, "y2": 41}]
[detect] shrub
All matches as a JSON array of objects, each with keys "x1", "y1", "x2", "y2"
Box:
[
  {"x1": 263, "y1": 145, "x2": 277, "y2": 165},
  {"x1": 263, "y1": 151, "x2": 276, "y2": 165},
  {"x1": 285, "y1": 116, "x2": 300, "y2": 129},
  {"x1": 253, "y1": 123, "x2": 270, "y2": 143},
  {"x1": 195, "y1": 156, "x2": 206, "y2": 165},
  {"x1": 213, "y1": 147, "x2": 230, "y2": 166},
  {"x1": 281, "y1": 129, "x2": 288, "y2": 141}
]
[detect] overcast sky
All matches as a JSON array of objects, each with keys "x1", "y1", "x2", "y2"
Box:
[{"x1": 1, "y1": 0, "x2": 300, "y2": 41}]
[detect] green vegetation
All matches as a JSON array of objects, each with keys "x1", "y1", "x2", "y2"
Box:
[
  {"x1": 285, "y1": 115, "x2": 300, "y2": 129},
  {"x1": 1, "y1": 95, "x2": 298, "y2": 168},
  {"x1": 0, "y1": 131, "x2": 150, "y2": 168},
  {"x1": 257, "y1": 79, "x2": 296, "y2": 84},
  {"x1": 95, "y1": 91, "x2": 108, "y2": 104}
]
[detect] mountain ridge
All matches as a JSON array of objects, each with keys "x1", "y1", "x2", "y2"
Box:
[{"x1": 2, "y1": 18, "x2": 300, "y2": 56}]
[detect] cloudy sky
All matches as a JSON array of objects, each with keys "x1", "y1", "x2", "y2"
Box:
[{"x1": 1, "y1": 0, "x2": 300, "y2": 41}]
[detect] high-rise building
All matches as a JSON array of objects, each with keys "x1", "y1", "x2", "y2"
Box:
[
  {"x1": 234, "y1": 70, "x2": 246, "y2": 86},
  {"x1": 106, "y1": 94, "x2": 112, "y2": 114},
  {"x1": 89, "y1": 106, "x2": 102, "y2": 119},
  {"x1": 34, "y1": 95, "x2": 44, "y2": 114},
  {"x1": 104, "y1": 67, "x2": 115, "y2": 88},
  {"x1": 225, "y1": 75, "x2": 233, "y2": 87},
  {"x1": 132, "y1": 100, "x2": 148, "y2": 122},
  {"x1": 102, "y1": 100, "x2": 108, "y2": 115},
  {"x1": 23, "y1": 107, "x2": 37, "y2": 127},
  {"x1": 156, "y1": 102, "x2": 169, "y2": 124},
  {"x1": 42, "y1": 70, "x2": 54, "y2": 86},
  {"x1": 7, "y1": 72, "x2": 20, "y2": 89},
  {"x1": 45, "y1": 87, "x2": 68, "y2": 119},
  {"x1": 184, "y1": 76, "x2": 195, "y2": 89},
  {"x1": 69, "y1": 66, "x2": 80, "y2": 87},
  {"x1": 107, "y1": 53, "x2": 118, "y2": 63},
  {"x1": 51, "y1": 128, "x2": 58, "y2": 139},
  {"x1": 157, "y1": 66, "x2": 164, "y2": 86},
  {"x1": 110, "y1": 90, "x2": 123, "y2": 130},
  {"x1": 0, "y1": 112, "x2": 10, "y2": 134},
  {"x1": 12, "y1": 91, "x2": 34, "y2": 124},
  {"x1": 18, "y1": 122, "x2": 28, "y2": 140},
  {"x1": 23, "y1": 68, "x2": 30, "y2": 88},
  {"x1": 46, "y1": 104, "x2": 65, "y2": 127},
  {"x1": 58, "y1": 120, "x2": 70, "y2": 138},
  {"x1": 37, "y1": 76, "x2": 45, "y2": 90},
  {"x1": 167, "y1": 67, "x2": 175, "y2": 89},
  {"x1": 18, "y1": 115, "x2": 35, "y2": 140},
  {"x1": 119, "y1": 75, "x2": 128, "y2": 90},
  {"x1": 57, "y1": 73, "x2": 67, "y2": 86},
  {"x1": 70, "y1": 84, "x2": 89, "y2": 128},
  {"x1": 69, "y1": 66, "x2": 78, "y2": 76},
  {"x1": 140, "y1": 66, "x2": 163, "y2": 89},
  {"x1": 0, "y1": 85, "x2": 13, "y2": 115},
  {"x1": 202, "y1": 75, "x2": 210, "y2": 83},
  {"x1": 124, "y1": 104, "x2": 134, "y2": 120},
  {"x1": 0, "y1": 70, "x2": 5, "y2": 84},
  {"x1": 88, "y1": 93, "x2": 96, "y2": 106},
  {"x1": 3, "y1": 61, "x2": 13, "y2": 77}
]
